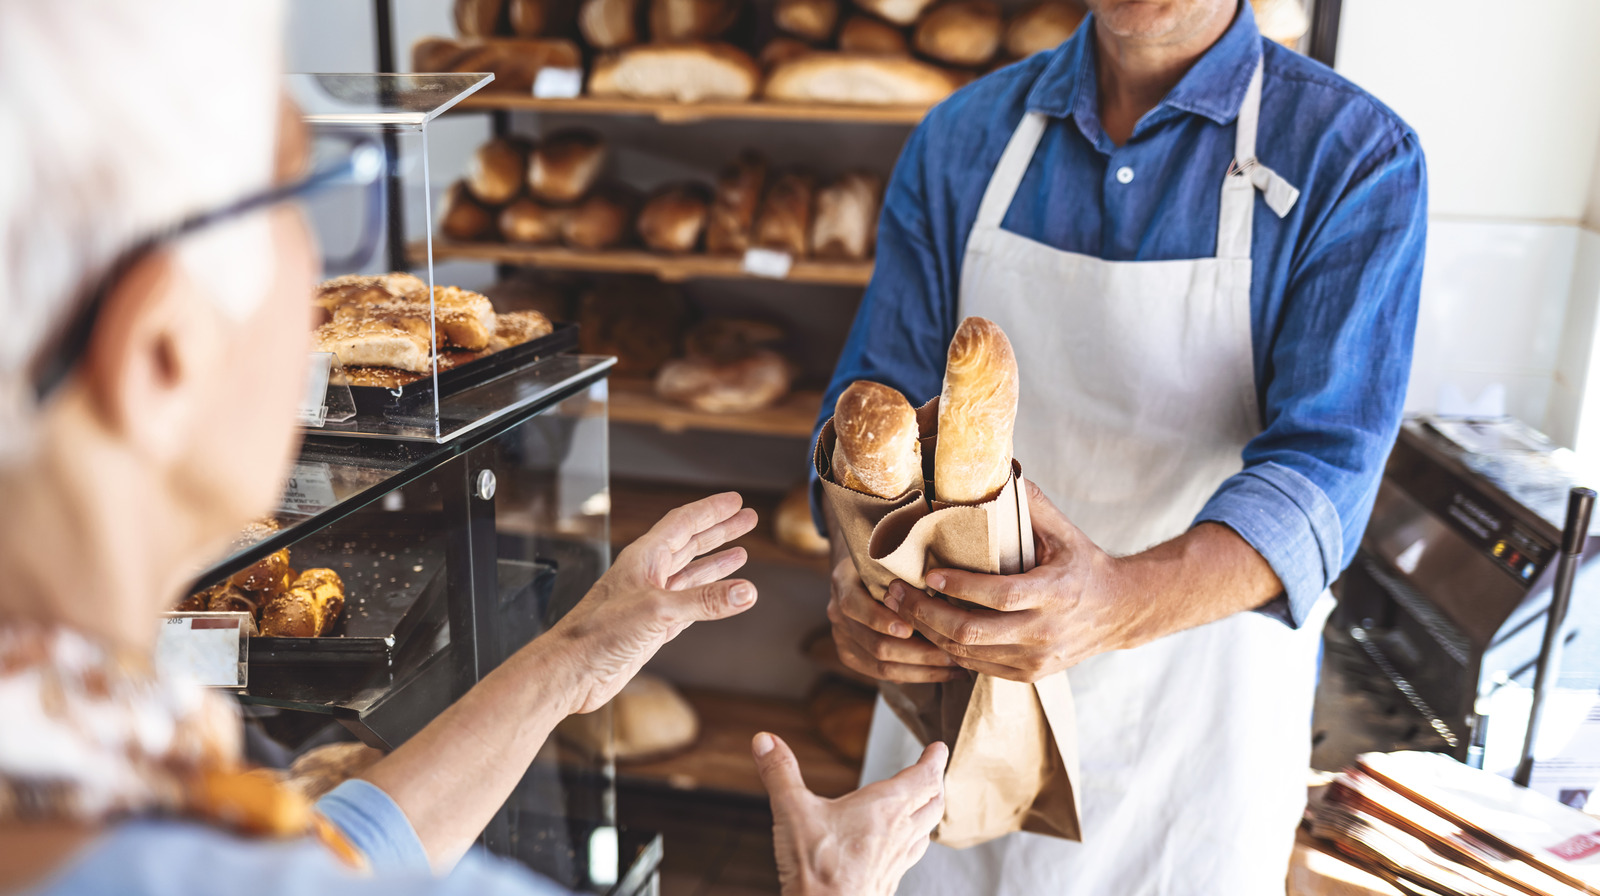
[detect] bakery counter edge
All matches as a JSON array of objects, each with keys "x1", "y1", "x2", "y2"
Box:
[
  {"x1": 452, "y1": 93, "x2": 930, "y2": 126},
  {"x1": 417, "y1": 240, "x2": 875, "y2": 286}
]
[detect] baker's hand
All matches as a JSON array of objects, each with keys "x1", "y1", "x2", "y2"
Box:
[
  {"x1": 829, "y1": 552, "x2": 960, "y2": 684},
  {"x1": 755, "y1": 732, "x2": 947, "y2": 896},
  {"x1": 889, "y1": 481, "x2": 1138, "y2": 683},
  {"x1": 550, "y1": 493, "x2": 759, "y2": 714}
]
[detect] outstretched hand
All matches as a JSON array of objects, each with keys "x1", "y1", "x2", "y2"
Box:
[
  {"x1": 755, "y1": 732, "x2": 947, "y2": 896},
  {"x1": 550, "y1": 492, "x2": 759, "y2": 714}
]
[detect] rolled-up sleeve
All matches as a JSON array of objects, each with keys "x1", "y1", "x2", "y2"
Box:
[
  {"x1": 1196, "y1": 129, "x2": 1428, "y2": 627},
  {"x1": 317, "y1": 778, "x2": 430, "y2": 874}
]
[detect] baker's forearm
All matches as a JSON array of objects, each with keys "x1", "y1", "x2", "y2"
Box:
[
  {"x1": 1113, "y1": 522, "x2": 1282, "y2": 646},
  {"x1": 358, "y1": 631, "x2": 586, "y2": 870}
]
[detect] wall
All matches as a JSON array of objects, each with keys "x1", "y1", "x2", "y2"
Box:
[{"x1": 1336, "y1": 0, "x2": 1600, "y2": 448}]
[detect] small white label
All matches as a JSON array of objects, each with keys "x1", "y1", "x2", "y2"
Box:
[
  {"x1": 296, "y1": 353, "x2": 335, "y2": 427},
  {"x1": 533, "y1": 67, "x2": 583, "y2": 99},
  {"x1": 281, "y1": 462, "x2": 338, "y2": 515},
  {"x1": 157, "y1": 613, "x2": 247, "y2": 688},
  {"x1": 742, "y1": 248, "x2": 794, "y2": 279}
]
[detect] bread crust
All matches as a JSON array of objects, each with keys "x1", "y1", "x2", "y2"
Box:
[
  {"x1": 705, "y1": 151, "x2": 767, "y2": 254},
  {"x1": 774, "y1": 0, "x2": 839, "y2": 42},
  {"x1": 588, "y1": 42, "x2": 760, "y2": 102},
  {"x1": 934, "y1": 316, "x2": 1018, "y2": 504},
  {"x1": 914, "y1": 0, "x2": 1002, "y2": 67},
  {"x1": 810, "y1": 172, "x2": 882, "y2": 260},
  {"x1": 528, "y1": 129, "x2": 606, "y2": 203},
  {"x1": 1002, "y1": 0, "x2": 1083, "y2": 58},
  {"x1": 562, "y1": 185, "x2": 637, "y2": 249},
  {"x1": 753, "y1": 169, "x2": 815, "y2": 256},
  {"x1": 655, "y1": 349, "x2": 793, "y2": 413},
  {"x1": 837, "y1": 15, "x2": 908, "y2": 55},
  {"x1": 763, "y1": 52, "x2": 960, "y2": 105},
  {"x1": 579, "y1": 0, "x2": 641, "y2": 47},
  {"x1": 832, "y1": 380, "x2": 919, "y2": 499},
  {"x1": 499, "y1": 197, "x2": 567, "y2": 244},
  {"x1": 638, "y1": 183, "x2": 712, "y2": 253}
]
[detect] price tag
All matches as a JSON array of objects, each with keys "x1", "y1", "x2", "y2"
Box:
[
  {"x1": 280, "y1": 462, "x2": 338, "y2": 515},
  {"x1": 157, "y1": 613, "x2": 249, "y2": 688},
  {"x1": 296, "y1": 353, "x2": 335, "y2": 427},
  {"x1": 532, "y1": 67, "x2": 583, "y2": 99},
  {"x1": 742, "y1": 248, "x2": 794, "y2": 279}
]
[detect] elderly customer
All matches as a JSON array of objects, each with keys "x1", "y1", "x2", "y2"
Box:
[{"x1": 0, "y1": 3, "x2": 947, "y2": 895}]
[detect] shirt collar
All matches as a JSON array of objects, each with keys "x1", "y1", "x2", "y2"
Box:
[{"x1": 1025, "y1": 0, "x2": 1263, "y2": 129}]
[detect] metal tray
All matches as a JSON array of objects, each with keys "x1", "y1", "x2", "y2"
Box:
[
  {"x1": 347, "y1": 321, "x2": 580, "y2": 417},
  {"x1": 249, "y1": 525, "x2": 447, "y2": 664}
]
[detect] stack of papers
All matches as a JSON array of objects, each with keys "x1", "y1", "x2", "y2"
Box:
[{"x1": 1307, "y1": 752, "x2": 1600, "y2": 895}]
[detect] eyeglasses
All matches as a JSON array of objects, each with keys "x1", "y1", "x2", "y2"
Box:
[{"x1": 28, "y1": 136, "x2": 386, "y2": 404}]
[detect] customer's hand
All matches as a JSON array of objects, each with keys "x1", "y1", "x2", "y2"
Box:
[
  {"x1": 829, "y1": 553, "x2": 960, "y2": 683},
  {"x1": 549, "y1": 493, "x2": 759, "y2": 714},
  {"x1": 754, "y1": 732, "x2": 947, "y2": 896}
]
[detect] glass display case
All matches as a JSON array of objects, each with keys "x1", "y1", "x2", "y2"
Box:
[{"x1": 170, "y1": 74, "x2": 648, "y2": 893}]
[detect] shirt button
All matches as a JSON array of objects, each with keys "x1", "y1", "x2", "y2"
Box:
[{"x1": 1116, "y1": 166, "x2": 1135, "y2": 184}]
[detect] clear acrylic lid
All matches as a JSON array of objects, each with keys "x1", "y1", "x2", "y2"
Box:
[{"x1": 288, "y1": 73, "x2": 493, "y2": 128}]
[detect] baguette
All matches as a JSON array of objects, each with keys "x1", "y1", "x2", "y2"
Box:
[
  {"x1": 914, "y1": 0, "x2": 1002, "y2": 68},
  {"x1": 589, "y1": 42, "x2": 760, "y2": 102},
  {"x1": 831, "y1": 380, "x2": 919, "y2": 499},
  {"x1": 763, "y1": 52, "x2": 961, "y2": 106},
  {"x1": 934, "y1": 316, "x2": 1018, "y2": 504}
]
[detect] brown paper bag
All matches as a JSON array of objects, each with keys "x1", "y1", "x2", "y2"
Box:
[{"x1": 814, "y1": 399, "x2": 1082, "y2": 848}]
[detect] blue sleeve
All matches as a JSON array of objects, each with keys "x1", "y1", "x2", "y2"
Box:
[
  {"x1": 808, "y1": 117, "x2": 967, "y2": 532},
  {"x1": 1195, "y1": 129, "x2": 1428, "y2": 627},
  {"x1": 317, "y1": 778, "x2": 430, "y2": 873}
]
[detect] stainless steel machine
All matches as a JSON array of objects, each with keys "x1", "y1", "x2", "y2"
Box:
[{"x1": 1312, "y1": 417, "x2": 1600, "y2": 771}]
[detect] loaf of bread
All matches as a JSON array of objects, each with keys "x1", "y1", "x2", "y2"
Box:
[
  {"x1": 467, "y1": 137, "x2": 528, "y2": 205},
  {"x1": 578, "y1": 282, "x2": 689, "y2": 376},
  {"x1": 499, "y1": 198, "x2": 567, "y2": 245},
  {"x1": 508, "y1": 0, "x2": 576, "y2": 36},
  {"x1": 914, "y1": 0, "x2": 1001, "y2": 67},
  {"x1": 705, "y1": 152, "x2": 767, "y2": 254},
  {"x1": 562, "y1": 185, "x2": 638, "y2": 250},
  {"x1": 852, "y1": 0, "x2": 935, "y2": 26},
  {"x1": 831, "y1": 380, "x2": 919, "y2": 499},
  {"x1": 1003, "y1": 0, "x2": 1083, "y2": 58},
  {"x1": 683, "y1": 317, "x2": 785, "y2": 360},
  {"x1": 440, "y1": 181, "x2": 496, "y2": 241},
  {"x1": 764, "y1": 53, "x2": 961, "y2": 105},
  {"x1": 655, "y1": 349, "x2": 793, "y2": 413},
  {"x1": 259, "y1": 569, "x2": 346, "y2": 638},
  {"x1": 649, "y1": 0, "x2": 738, "y2": 41},
  {"x1": 412, "y1": 38, "x2": 583, "y2": 94},
  {"x1": 488, "y1": 309, "x2": 554, "y2": 351},
  {"x1": 838, "y1": 15, "x2": 909, "y2": 55},
  {"x1": 810, "y1": 172, "x2": 882, "y2": 260},
  {"x1": 759, "y1": 36, "x2": 814, "y2": 70},
  {"x1": 335, "y1": 285, "x2": 497, "y2": 352},
  {"x1": 589, "y1": 43, "x2": 760, "y2": 102},
  {"x1": 774, "y1": 0, "x2": 838, "y2": 42},
  {"x1": 528, "y1": 129, "x2": 606, "y2": 203},
  {"x1": 638, "y1": 183, "x2": 712, "y2": 253},
  {"x1": 314, "y1": 316, "x2": 432, "y2": 373},
  {"x1": 579, "y1": 0, "x2": 640, "y2": 48},
  {"x1": 775, "y1": 485, "x2": 832, "y2": 556},
  {"x1": 753, "y1": 169, "x2": 815, "y2": 257},
  {"x1": 935, "y1": 316, "x2": 1018, "y2": 504},
  {"x1": 455, "y1": 0, "x2": 506, "y2": 36}
]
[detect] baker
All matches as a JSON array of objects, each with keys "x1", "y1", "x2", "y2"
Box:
[{"x1": 815, "y1": 0, "x2": 1427, "y2": 892}]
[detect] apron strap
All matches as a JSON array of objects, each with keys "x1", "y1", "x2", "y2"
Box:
[
  {"x1": 974, "y1": 112, "x2": 1048, "y2": 230},
  {"x1": 1215, "y1": 55, "x2": 1301, "y2": 260}
]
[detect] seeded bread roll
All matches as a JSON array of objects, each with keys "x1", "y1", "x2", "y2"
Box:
[
  {"x1": 562, "y1": 185, "x2": 638, "y2": 249},
  {"x1": 753, "y1": 169, "x2": 815, "y2": 256},
  {"x1": 705, "y1": 152, "x2": 767, "y2": 254},
  {"x1": 440, "y1": 181, "x2": 495, "y2": 241},
  {"x1": 763, "y1": 53, "x2": 962, "y2": 105},
  {"x1": 914, "y1": 0, "x2": 1002, "y2": 67},
  {"x1": 467, "y1": 137, "x2": 528, "y2": 205},
  {"x1": 1003, "y1": 0, "x2": 1083, "y2": 58},
  {"x1": 579, "y1": 0, "x2": 641, "y2": 47},
  {"x1": 638, "y1": 183, "x2": 712, "y2": 253},
  {"x1": 838, "y1": 15, "x2": 908, "y2": 55},
  {"x1": 499, "y1": 198, "x2": 568, "y2": 244},
  {"x1": 934, "y1": 316, "x2": 1018, "y2": 504},
  {"x1": 831, "y1": 380, "x2": 919, "y2": 499},
  {"x1": 774, "y1": 0, "x2": 838, "y2": 42},
  {"x1": 588, "y1": 43, "x2": 761, "y2": 103},
  {"x1": 528, "y1": 130, "x2": 606, "y2": 204},
  {"x1": 259, "y1": 569, "x2": 345, "y2": 638}
]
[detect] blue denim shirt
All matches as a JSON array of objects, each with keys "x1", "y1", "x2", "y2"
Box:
[
  {"x1": 814, "y1": 1, "x2": 1427, "y2": 626},
  {"x1": 26, "y1": 780, "x2": 569, "y2": 896}
]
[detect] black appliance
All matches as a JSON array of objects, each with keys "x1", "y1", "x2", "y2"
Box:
[{"x1": 1312, "y1": 416, "x2": 1600, "y2": 770}]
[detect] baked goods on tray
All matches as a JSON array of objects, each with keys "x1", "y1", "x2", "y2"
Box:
[
  {"x1": 177, "y1": 525, "x2": 348, "y2": 639},
  {"x1": 311, "y1": 274, "x2": 556, "y2": 390}
]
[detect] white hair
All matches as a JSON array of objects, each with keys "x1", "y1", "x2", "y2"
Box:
[{"x1": 0, "y1": 0, "x2": 284, "y2": 460}]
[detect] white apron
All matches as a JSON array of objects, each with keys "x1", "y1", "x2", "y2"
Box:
[{"x1": 861, "y1": 58, "x2": 1331, "y2": 895}]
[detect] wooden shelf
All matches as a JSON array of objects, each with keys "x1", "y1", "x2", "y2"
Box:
[
  {"x1": 421, "y1": 240, "x2": 873, "y2": 287},
  {"x1": 455, "y1": 94, "x2": 929, "y2": 126},
  {"x1": 619, "y1": 687, "x2": 861, "y2": 800},
  {"x1": 611, "y1": 478, "x2": 829, "y2": 576},
  {"x1": 609, "y1": 377, "x2": 822, "y2": 439}
]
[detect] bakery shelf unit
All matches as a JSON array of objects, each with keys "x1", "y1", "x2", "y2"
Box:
[
  {"x1": 608, "y1": 378, "x2": 823, "y2": 438},
  {"x1": 453, "y1": 94, "x2": 932, "y2": 126},
  {"x1": 417, "y1": 239, "x2": 875, "y2": 286}
]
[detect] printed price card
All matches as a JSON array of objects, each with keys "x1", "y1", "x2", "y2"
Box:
[
  {"x1": 280, "y1": 462, "x2": 338, "y2": 516},
  {"x1": 157, "y1": 612, "x2": 249, "y2": 688},
  {"x1": 533, "y1": 68, "x2": 583, "y2": 99},
  {"x1": 741, "y1": 248, "x2": 794, "y2": 279}
]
